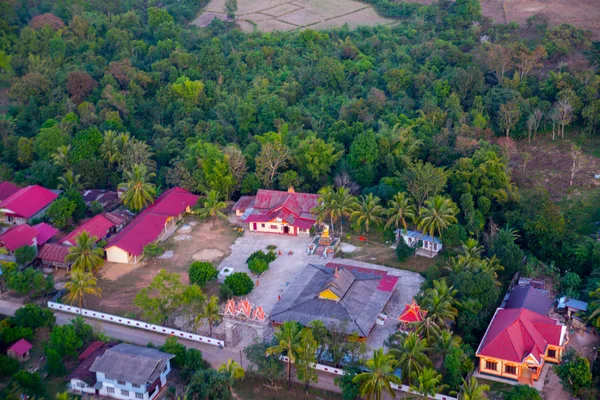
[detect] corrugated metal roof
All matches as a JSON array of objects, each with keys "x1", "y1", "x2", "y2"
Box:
[{"x1": 0, "y1": 185, "x2": 58, "y2": 218}]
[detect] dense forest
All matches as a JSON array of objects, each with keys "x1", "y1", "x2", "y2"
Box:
[{"x1": 1, "y1": 0, "x2": 600, "y2": 396}]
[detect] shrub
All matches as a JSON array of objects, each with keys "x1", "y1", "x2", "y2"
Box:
[
  {"x1": 266, "y1": 244, "x2": 277, "y2": 250},
  {"x1": 224, "y1": 272, "x2": 254, "y2": 295},
  {"x1": 161, "y1": 336, "x2": 186, "y2": 368},
  {"x1": 15, "y1": 246, "x2": 36, "y2": 266},
  {"x1": 143, "y1": 243, "x2": 165, "y2": 258},
  {"x1": 246, "y1": 249, "x2": 277, "y2": 265},
  {"x1": 12, "y1": 371, "x2": 44, "y2": 397},
  {"x1": 11, "y1": 304, "x2": 56, "y2": 329},
  {"x1": 555, "y1": 348, "x2": 592, "y2": 396},
  {"x1": 248, "y1": 258, "x2": 268, "y2": 275},
  {"x1": 395, "y1": 239, "x2": 415, "y2": 261},
  {"x1": 188, "y1": 262, "x2": 218, "y2": 287},
  {"x1": 219, "y1": 284, "x2": 234, "y2": 301},
  {"x1": 0, "y1": 354, "x2": 19, "y2": 377},
  {"x1": 503, "y1": 385, "x2": 542, "y2": 400},
  {"x1": 46, "y1": 349, "x2": 66, "y2": 376},
  {"x1": 6, "y1": 267, "x2": 54, "y2": 299},
  {"x1": 0, "y1": 325, "x2": 34, "y2": 346}
]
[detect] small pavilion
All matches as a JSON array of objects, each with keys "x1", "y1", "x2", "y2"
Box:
[{"x1": 398, "y1": 300, "x2": 427, "y2": 331}]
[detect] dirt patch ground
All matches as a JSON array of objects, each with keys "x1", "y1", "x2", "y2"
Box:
[
  {"x1": 87, "y1": 217, "x2": 239, "y2": 316},
  {"x1": 193, "y1": 0, "x2": 396, "y2": 32}
]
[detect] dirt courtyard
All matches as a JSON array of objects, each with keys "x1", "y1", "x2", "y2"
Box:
[
  {"x1": 87, "y1": 217, "x2": 239, "y2": 316},
  {"x1": 193, "y1": 0, "x2": 396, "y2": 32}
]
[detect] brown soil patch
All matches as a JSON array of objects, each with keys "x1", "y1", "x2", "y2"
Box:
[
  {"x1": 87, "y1": 217, "x2": 239, "y2": 317},
  {"x1": 192, "y1": 248, "x2": 224, "y2": 261}
]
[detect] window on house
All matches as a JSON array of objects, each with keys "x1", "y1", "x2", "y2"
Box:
[
  {"x1": 77, "y1": 382, "x2": 85, "y2": 388},
  {"x1": 118, "y1": 380, "x2": 126, "y2": 385},
  {"x1": 121, "y1": 389, "x2": 129, "y2": 396},
  {"x1": 132, "y1": 384, "x2": 140, "y2": 388},
  {"x1": 548, "y1": 349, "x2": 557, "y2": 358},
  {"x1": 485, "y1": 361, "x2": 497, "y2": 371},
  {"x1": 136, "y1": 393, "x2": 144, "y2": 399},
  {"x1": 504, "y1": 365, "x2": 517, "y2": 375},
  {"x1": 270, "y1": 225, "x2": 277, "y2": 229},
  {"x1": 261, "y1": 224, "x2": 265, "y2": 228},
  {"x1": 106, "y1": 387, "x2": 115, "y2": 394}
]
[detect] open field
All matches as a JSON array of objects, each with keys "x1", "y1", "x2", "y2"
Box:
[{"x1": 193, "y1": 0, "x2": 396, "y2": 32}]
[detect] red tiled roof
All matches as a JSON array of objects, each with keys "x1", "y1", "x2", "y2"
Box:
[
  {"x1": 0, "y1": 185, "x2": 58, "y2": 219},
  {"x1": 69, "y1": 342, "x2": 115, "y2": 385},
  {"x1": 398, "y1": 300, "x2": 427, "y2": 323},
  {"x1": 7, "y1": 338, "x2": 32, "y2": 356},
  {"x1": 38, "y1": 243, "x2": 71, "y2": 263},
  {"x1": 33, "y1": 222, "x2": 58, "y2": 245},
  {"x1": 476, "y1": 308, "x2": 565, "y2": 363},
  {"x1": 60, "y1": 214, "x2": 115, "y2": 246},
  {"x1": 0, "y1": 182, "x2": 20, "y2": 201},
  {"x1": 106, "y1": 187, "x2": 199, "y2": 256},
  {"x1": 232, "y1": 196, "x2": 256, "y2": 211},
  {"x1": 0, "y1": 225, "x2": 38, "y2": 251},
  {"x1": 243, "y1": 189, "x2": 319, "y2": 228}
]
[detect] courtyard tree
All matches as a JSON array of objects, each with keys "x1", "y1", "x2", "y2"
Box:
[
  {"x1": 218, "y1": 358, "x2": 245, "y2": 393},
  {"x1": 554, "y1": 348, "x2": 592, "y2": 396},
  {"x1": 64, "y1": 269, "x2": 102, "y2": 310},
  {"x1": 119, "y1": 164, "x2": 156, "y2": 212},
  {"x1": 196, "y1": 190, "x2": 227, "y2": 228},
  {"x1": 223, "y1": 272, "x2": 254, "y2": 295},
  {"x1": 195, "y1": 295, "x2": 220, "y2": 336},
  {"x1": 350, "y1": 193, "x2": 385, "y2": 238},
  {"x1": 295, "y1": 329, "x2": 318, "y2": 392},
  {"x1": 335, "y1": 186, "x2": 358, "y2": 237},
  {"x1": 266, "y1": 320, "x2": 303, "y2": 388},
  {"x1": 46, "y1": 196, "x2": 76, "y2": 229},
  {"x1": 255, "y1": 137, "x2": 290, "y2": 188},
  {"x1": 66, "y1": 231, "x2": 104, "y2": 273},
  {"x1": 422, "y1": 279, "x2": 458, "y2": 328},
  {"x1": 188, "y1": 261, "x2": 218, "y2": 287},
  {"x1": 312, "y1": 186, "x2": 339, "y2": 234},
  {"x1": 243, "y1": 340, "x2": 284, "y2": 386},
  {"x1": 352, "y1": 348, "x2": 402, "y2": 400}
]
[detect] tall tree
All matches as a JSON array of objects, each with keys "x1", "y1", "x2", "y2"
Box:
[
  {"x1": 57, "y1": 169, "x2": 82, "y2": 191},
  {"x1": 119, "y1": 163, "x2": 156, "y2": 212},
  {"x1": 460, "y1": 376, "x2": 490, "y2": 400},
  {"x1": 402, "y1": 162, "x2": 447, "y2": 210},
  {"x1": 64, "y1": 269, "x2": 102, "y2": 310},
  {"x1": 350, "y1": 193, "x2": 385, "y2": 238},
  {"x1": 410, "y1": 368, "x2": 446, "y2": 398},
  {"x1": 256, "y1": 140, "x2": 290, "y2": 188},
  {"x1": 389, "y1": 332, "x2": 431, "y2": 384},
  {"x1": 499, "y1": 101, "x2": 521, "y2": 139},
  {"x1": 352, "y1": 348, "x2": 402, "y2": 400},
  {"x1": 66, "y1": 231, "x2": 104, "y2": 273},
  {"x1": 195, "y1": 295, "x2": 220, "y2": 336},
  {"x1": 265, "y1": 321, "x2": 302, "y2": 388},
  {"x1": 295, "y1": 329, "x2": 318, "y2": 392},
  {"x1": 51, "y1": 144, "x2": 72, "y2": 171},
  {"x1": 312, "y1": 186, "x2": 339, "y2": 233},
  {"x1": 418, "y1": 196, "x2": 458, "y2": 255},
  {"x1": 335, "y1": 186, "x2": 358, "y2": 237},
  {"x1": 385, "y1": 192, "x2": 416, "y2": 231},
  {"x1": 196, "y1": 190, "x2": 227, "y2": 228},
  {"x1": 218, "y1": 358, "x2": 245, "y2": 394}
]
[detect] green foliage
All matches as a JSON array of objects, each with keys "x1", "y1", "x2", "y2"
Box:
[
  {"x1": 442, "y1": 345, "x2": 473, "y2": 391},
  {"x1": 223, "y1": 272, "x2": 254, "y2": 295},
  {"x1": 335, "y1": 367, "x2": 361, "y2": 400},
  {"x1": 14, "y1": 245, "x2": 36, "y2": 266},
  {"x1": 46, "y1": 348, "x2": 66, "y2": 376},
  {"x1": 503, "y1": 385, "x2": 542, "y2": 400},
  {"x1": 248, "y1": 258, "x2": 269, "y2": 275},
  {"x1": 395, "y1": 238, "x2": 415, "y2": 261},
  {"x1": 188, "y1": 261, "x2": 218, "y2": 287},
  {"x1": 186, "y1": 369, "x2": 232, "y2": 400},
  {"x1": 555, "y1": 348, "x2": 592, "y2": 395},
  {"x1": 0, "y1": 322, "x2": 34, "y2": 346},
  {"x1": 5, "y1": 267, "x2": 54, "y2": 299},
  {"x1": 64, "y1": 189, "x2": 87, "y2": 222},
  {"x1": 47, "y1": 324, "x2": 84, "y2": 359},
  {"x1": 11, "y1": 371, "x2": 44, "y2": 397},
  {"x1": 46, "y1": 196, "x2": 76, "y2": 229},
  {"x1": 0, "y1": 354, "x2": 19, "y2": 377},
  {"x1": 181, "y1": 348, "x2": 210, "y2": 380},
  {"x1": 243, "y1": 340, "x2": 284, "y2": 385},
  {"x1": 219, "y1": 283, "x2": 234, "y2": 301},
  {"x1": 561, "y1": 272, "x2": 582, "y2": 297},
  {"x1": 143, "y1": 243, "x2": 165, "y2": 258},
  {"x1": 11, "y1": 304, "x2": 56, "y2": 329},
  {"x1": 160, "y1": 336, "x2": 187, "y2": 368}
]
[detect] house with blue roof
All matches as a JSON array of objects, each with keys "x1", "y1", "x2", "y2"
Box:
[{"x1": 394, "y1": 229, "x2": 443, "y2": 258}]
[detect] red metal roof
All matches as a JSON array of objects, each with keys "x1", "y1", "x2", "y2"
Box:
[
  {"x1": 0, "y1": 185, "x2": 58, "y2": 219},
  {"x1": 0, "y1": 224, "x2": 38, "y2": 251},
  {"x1": 477, "y1": 308, "x2": 564, "y2": 363},
  {"x1": 106, "y1": 187, "x2": 199, "y2": 256},
  {"x1": 232, "y1": 195, "x2": 256, "y2": 211},
  {"x1": 7, "y1": 338, "x2": 32, "y2": 356},
  {"x1": 38, "y1": 243, "x2": 71, "y2": 263},
  {"x1": 0, "y1": 182, "x2": 20, "y2": 201},
  {"x1": 243, "y1": 189, "x2": 319, "y2": 228},
  {"x1": 61, "y1": 214, "x2": 115, "y2": 245},
  {"x1": 33, "y1": 222, "x2": 58, "y2": 245},
  {"x1": 398, "y1": 300, "x2": 427, "y2": 323},
  {"x1": 78, "y1": 341, "x2": 105, "y2": 360}
]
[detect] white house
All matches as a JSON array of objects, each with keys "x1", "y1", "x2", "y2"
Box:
[
  {"x1": 70, "y1": 343, "x2": 174, "y2": 400},
  {"x1": 395, "y1": 229, "x2": 443, "y2": 257}
]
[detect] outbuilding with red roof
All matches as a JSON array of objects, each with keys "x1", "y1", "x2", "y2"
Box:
[
  {"x1": 0, "y1": 185, "x2": 58, "y2": 225},
  {"x1": 7, "y1": 338, "x2": 33, "y2": 361},
  {"x1": 60, "y1": 214, "x2": 116, "y2": 247},
  {"x1": 105, "y1": 187, "x2": 199, "y2": 264},
  {"x1": 0, "y1": 224, "x2": 39, "y2": 262}
]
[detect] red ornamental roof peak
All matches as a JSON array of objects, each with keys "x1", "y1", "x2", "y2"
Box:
[{"x1": 398, "y1": 300, "x2": 427, "y2": 323}]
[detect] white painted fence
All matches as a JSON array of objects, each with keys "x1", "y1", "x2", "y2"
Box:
[
  {"x1": 47, "y1": 301, "x2": 225, "y2": 347},
  {"x1": 280, "y1": 356, "x2": 458, "y2": 400}
]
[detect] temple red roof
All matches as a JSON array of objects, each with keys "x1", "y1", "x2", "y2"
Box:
[
  {"x1": 7, "y1": 338, "x2": 32, "y2": 356},
  {"x1": 0, "y1": 224, "x2": 38, "y2": 251},
  {"x1": 106, "y1": 187, "x2": 199, "y2": 256},
  {"x1": 476, "y1": 308, "x2": 565, "y2": 363},
  {"x1": 0, "y1": 185, "x2": 58, "y2": 219},
  {"x1": 241, "y1": 189, "x2": 319, "y2": 228},
  {"x1": 0, "y1": 182, "x2": 20, "y2": 201},
  {"x1": 398, "y1": 300, "x2": 427, "y2": 323},
  {"x1": 61, "y1": 214, "x2": 115, "y2": 246}
]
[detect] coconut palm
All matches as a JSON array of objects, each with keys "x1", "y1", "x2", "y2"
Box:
[
  {"x1": 389, "y1": 332, "x2": 431, "y2": 384},
  {"x1": 335, "y1": 186, "x2": 358, "y2": 237},
  {"x1": 119, "y1": 163, "x2": 156, "y2": 212},
  {"x1": 415, "y1": 316, "x2": 441, "y2": 342},
  {"x1": 352, "y1": 348, "x2": 402, "y2": 400},
  {"x1": 100, "y1": 130, "x2": 122, "y2": 169},
  {"x1": 350, "y1": 193, "x2": 385, "y2": 238},
  {"x1": 57, "y1": 169, "x2": 82, "y2": 191},
  {"x1": 385, "y1": 192, "x2": 416, "y2": 231},
  {"x1": 265, "y1": 321, "x2": 302, "y2": 388},
  {"x1": 218, "y1": 358, "x2": 245, "y2": 393},
  {"x1": 195, "y1": 295, "x2": 220, "y2": 336},
  {"x1": 66, "y1": 231, "x2": 105, "y2": 273},
  {"x1": 477, "y1": 255, "x2": 504, "y2": 284},
  {"x1": 431, "y1": 330, "x2": 461, "y2": 370},
  {"x1": 422, "y1": 279, "x2": 458, "y2": 328},
  {"x1": 460, "y1": 376, "x2": 490, "y2": 400},
  {"x1": 64, "y1": 269, "x2": 102, "y2": 310},
  {"x1": 312, "y1": 186, "x2": 339, "y2": 234},
  {"x1": 410, "y1": 368, "x2": 447, "y2": 399},
  {"x1": 51, "y1": 144, "x2": 72, "y2": 171},
  {"x1": 196, "y1": 190, "x2": 227, "y2": 228},
  {"x1": 418, "y1": 195, "x2": 458, "y2": 255}
]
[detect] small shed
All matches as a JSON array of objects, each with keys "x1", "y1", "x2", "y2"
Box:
[
  {"x1": 7, "y1": 338, "x2": 33, "y2": 361},
  {"x1": 558, "y1": 297, "x2": 589, "y2": 318}
]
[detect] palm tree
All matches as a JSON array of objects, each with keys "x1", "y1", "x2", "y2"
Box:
[
  {"x1": 312, "y1": 186, "x2": 339, "y2": 234},
  {"x1": 352, "y1": 348, "x2": 402, "y2": 400},
  {"x1": 335, "y1": 186, "x2": 357, "y2": 237},
  {"x1": 415, "y1": 316, "x2": 441, "y2": 342},
  {"x1": 195, "y1": 295, "x2": 220, "y2": 336},
  {"x1": 119, "y1": 164, "x2": 156, "y2": 212},
  {"x1": 477, "y1": 255, "x2": 504, "y2": 284},
  {"x1": 66, "y1": 231, "x2": 105, "y2": 273},
  {"x1": 410, "y1": 368, "x2": 447, "y2": 398},
  {"x1": 57, "y1": 169, "x2": 82, "y2": 191},
  {"x1": 196, "y1": 190, "x2": 227, "y2": 228},
  {"x1": 460, "y1": 376, "x2": 490, "y2": 400},
  {"x1": 431, "y1": 330, "x2": 461, "y2": 370},
  {"x1": 100, "y1": 130, "x2": 122, "y2": 169},
  {"x1": 64, "y1": 269, "x2": 102, "y2": 310},
  {"x1": 350, "y1": 193, "x2": 385, "y2": 238},
  {"x1": 418, "y1": 195, "x2": 458, "y2": 255},
  {"x1": 587, "y1": 285, "x2": 600, "y2": 328},
  {"x1": 265, "y1": 321, "x2": 302, "y2": 388},
  {"x1": 389, "y1": 332, "x2": 431, "y2": 384},
  {"x1": 422, "y1": 279, "x2": 458, "y2": 328},
  {"x1": 218, "y1": 358, "x2": 245, "y2": 393},
  {"x1": 385, "y1": 192, "x2": 416, "y2": 231},
  {"x1": 51, "y1": 144, "x2": 72, "y2": 171}
]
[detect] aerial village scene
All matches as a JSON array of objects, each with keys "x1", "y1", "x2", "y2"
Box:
[{"x1": 1, "y1": 0, "x2": 600, "y2": 399}]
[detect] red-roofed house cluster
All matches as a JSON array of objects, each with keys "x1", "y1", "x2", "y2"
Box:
[
  {"x1": 476, "y1": 281, "x2": 568, "y2": 386},
  {"x1": 232, "y1": 187, "x2": 320, "y2": 235}
]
